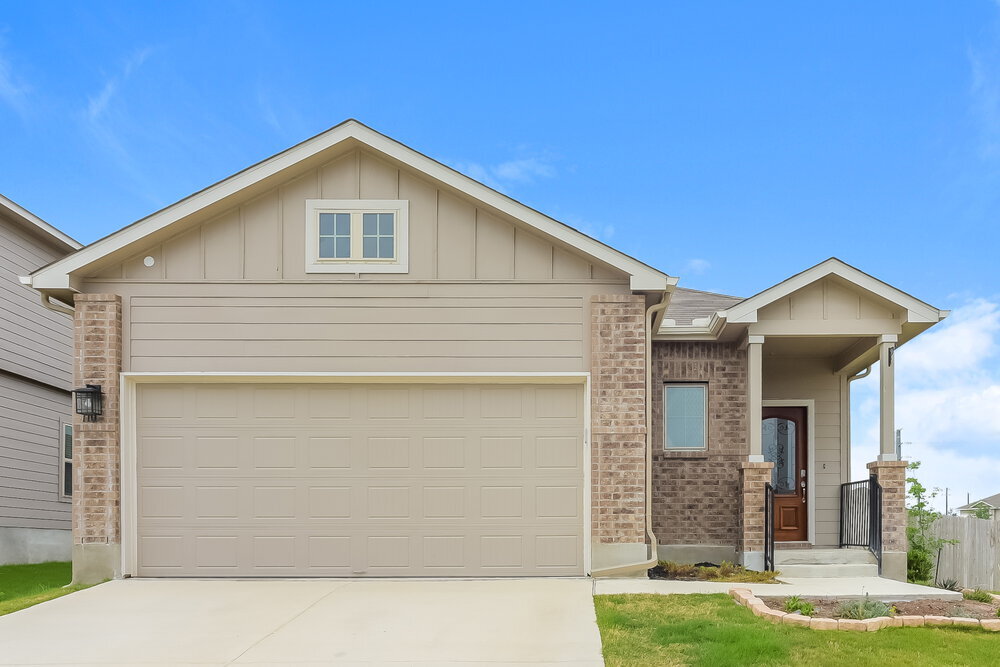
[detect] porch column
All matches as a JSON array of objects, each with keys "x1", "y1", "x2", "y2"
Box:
[
  {"x1": 738, "y1": 461, "x2": 774, "y2": 570},
  {"x1": 867, "y1": 459, "x2": 908, "y2": 581},
  {"x1": 878, "y1": 334, "x2": 897, "y2": 461},
  {"x1": 745, "y1": 335, "x2": 765, "y2": 462}
]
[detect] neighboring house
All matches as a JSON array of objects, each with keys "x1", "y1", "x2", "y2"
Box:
[
  {"x1": 0, "y1": 195, "x2": 81, "y2": 565},
  {"x1": 25, "y1": 120, "x2": 948, "y2": 584},
  {"x1": 956, "y1": 493, "x2": 1000, "y2": 519}
]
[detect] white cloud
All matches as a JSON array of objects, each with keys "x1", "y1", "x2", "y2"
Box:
[
  {"x1": 0, "y1": 46, "x2": 29, "y2": 115},
  {"x1": 85, "y1": 47, "x2": 151, "y2": 123},
  {"x1": 851, "y1": 298, "x2": 1000, "y2": 511},
  {"x1": 448, "y1": 151, "x2": 557, "y2": 192},
  {"x1": 683, "y1": 258, "x2": 711, "y2": 275}
]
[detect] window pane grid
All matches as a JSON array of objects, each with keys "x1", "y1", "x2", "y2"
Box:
[
  {"x1": 318, "y1": 212, "x2": 351, "y2": 259},
  {"x1": 362, "y1": 213, "x2": 394, "y2": 259},
  {"x1": 664, "y1": 385, "x2": 707, "y2": 449}
]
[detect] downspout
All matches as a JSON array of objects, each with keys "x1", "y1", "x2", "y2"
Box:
[{"x1": 39, "y1": 293, "x2": 75, "y2": 316}]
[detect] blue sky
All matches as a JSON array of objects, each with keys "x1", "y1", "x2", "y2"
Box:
[{"x1": 2, "y1": 1, "x2": 998, "y2": 509}]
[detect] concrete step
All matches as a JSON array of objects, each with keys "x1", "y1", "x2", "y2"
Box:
[
  {"x1": 776, "y1": 563, "x2": 880, "y2": 578},
  {"x1": 774, "y1": 548, "x2": 877, "y2": 566}
]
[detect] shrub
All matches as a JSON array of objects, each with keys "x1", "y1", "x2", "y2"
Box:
[
  {"x1": 654, "y1": 561, "x2": 780, "y2": 583},
  {"x1": 963, "y1": 589, "x2": 994, "y2": 603},
  {"x1": 835, "y1": 595, "x2": 893, "y2": 620},
  {"x1": 783, "y1": 595, "x2": 815, "y2": 616},
  {"x1": 906, "y1": 462, "x2": 958, "y2": 583},
  {"x1": 938, "y1": 578, "x2": 961, "y2": 592}
]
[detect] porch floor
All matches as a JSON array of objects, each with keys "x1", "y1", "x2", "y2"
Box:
[{"x1": 594, "y1": 577, "x2": 962, "y2": 601}]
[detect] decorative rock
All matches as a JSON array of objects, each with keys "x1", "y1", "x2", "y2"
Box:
[
  {"x1": 950, "y1": 617, "x2": 980, "y2": 628},
  {"x1": 885, "y1": 616, "x2": 903, "y2": 628},
  {"x1": 782, "y1": 613, "x2": 811, "y2": 628},
  {"x1": 838, "y1": 619, "x2": 867, "y2": 632},
  {"x1": 751, "y1": 604, "x2": 768, "y2": 618},
  {"x1": 864, "y1": 617, "x2": 891, "y2": 631},
  {"x1": 979, "y1": 619, "x2": 1000, "y2": 632},
  {"x1": 923, "y1": 615, "x2": 953, "y2": 627},
  {"x1": 898, "y1": 616, "x2": 925, "y2": 627},
  {"x1": 810, "y1": 617, "x2": 839, "y2": 631},
  {"x1": 761, "y1": 608, "x2": 787, "y2": 624}
]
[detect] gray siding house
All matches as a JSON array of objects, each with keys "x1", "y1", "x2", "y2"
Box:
[{"x1": 0, "y1": 195, "x2": 80, "y2": 564}]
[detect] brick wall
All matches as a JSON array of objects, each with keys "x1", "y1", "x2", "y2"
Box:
[
  {"x1": 738, "y1": 461, "x2": 774, "y2": 554},
  {"x1": 72, "y1": 294, "x2": 122, "y2": 549},
  {"x1": 591, "y1": 294, "x2": 647, "y2": 544},
  {"x1": 867, "y1": 460, "x2": 908, "y2": 553},
  {"x1": 651, "y1": 341, "x2": 746, "y2": 546}
]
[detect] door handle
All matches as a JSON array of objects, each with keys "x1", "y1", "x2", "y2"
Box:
[{"x1": 800, "y1": 478, "x2": 806, "y2": 503}]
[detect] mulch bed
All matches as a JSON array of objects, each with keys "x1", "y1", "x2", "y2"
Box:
[{"x1": 760, "y1": 596, "x2": 1000, "y2": 620}]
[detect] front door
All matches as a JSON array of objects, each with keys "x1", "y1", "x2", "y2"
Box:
[{"x1": 762, "y1": 406, "x2": 808, "y2": 541}]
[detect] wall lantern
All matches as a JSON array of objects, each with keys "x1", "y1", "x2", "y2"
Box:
[{"x1": 73, "y1": 384, "x2": 104, "y2": 422}]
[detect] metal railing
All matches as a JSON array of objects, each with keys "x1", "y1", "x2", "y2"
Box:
[
  {"x1": 839, "y1": 474, "x2": 883, "y2": 572},
  {"x1": 764, "y1": 482, "x2": 775, "y2": 571}
]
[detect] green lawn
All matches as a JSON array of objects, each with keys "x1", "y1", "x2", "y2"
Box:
[
  {"x1": 594, "y1": 593, "x2": 1000, "y2": 667},
  {"x1": 0, "y1": 562, "x2": 92, "y2": 616}
]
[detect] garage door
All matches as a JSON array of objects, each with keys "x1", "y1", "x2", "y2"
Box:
[{"x1": 135, "y1": 382, "x2": 584, "y2": 577}]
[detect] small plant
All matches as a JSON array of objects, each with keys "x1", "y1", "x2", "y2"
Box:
[
  {"x1": 963, "y1": 589, "x2": 994, "y2": 603},
  {"x1": 947, "y1": 607, "x2": 974, "y2": 618},
  {"x1": 653, "y1": 561, "x2": 780, "y2": 583},
  {"x1": 938, "y1": 578, "x2": 961, "y2": 592},
  {"x1": 996, "y1": 607, "x2": 1000, "y2": 618},
  {"x1": 906, "y1": 462, "x2": 958, "y2": 582},
  {"x1": 835, "y1": 595, "x2": 893, "y2": 620},
  {"x1": 783, "y1": 595, "x2": 815, "y2": 616}
]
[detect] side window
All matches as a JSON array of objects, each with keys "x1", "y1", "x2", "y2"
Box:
[
  {"x1": 664, "y1": 384, "x2": 707, "y2": 450},
  {"x1": 60, "y1": 423, "x2": 73, "y2": 499}
]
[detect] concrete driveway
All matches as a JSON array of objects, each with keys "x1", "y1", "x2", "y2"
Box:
[{"x1": 0, "y1": 578, "x2": 604, "y2": 666}]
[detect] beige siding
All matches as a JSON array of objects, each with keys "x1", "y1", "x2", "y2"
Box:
[
  {"x1": 83, "y1": 282, "x2": 624, "y2": 374},
  {"x1": 763, "y1": 356, "x2": 844, "y2": 547},
  {"x1": 0, "y1": 213, "x2": 74, "y2": 390},
  {"x1": 0, "y1": 373, "x2": 71, "y2": 530},
  {"x1": 758, "y1": 277, "x2": 899, "y2": 323},
  {"x1": 87, "y1": 149, "x2": 628, "y2": 284}
]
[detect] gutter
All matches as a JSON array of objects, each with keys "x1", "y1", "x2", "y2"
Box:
[{"x1": 19, "y1": 276, "x2": 75, "y2": 316}]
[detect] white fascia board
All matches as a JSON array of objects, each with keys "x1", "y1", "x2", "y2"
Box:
[
  {"x1": 29, "y1": 120, "x2": 671, "y2": 293},
  {"x1": 0, "y1": 194, "x2": 81, "y2": 252},
  {"x1": 723, "y1": 258, "x2": 943, "y2": 324},
  {"x1": 655, "y1": 311, "x2": 727, "y2": 339}
]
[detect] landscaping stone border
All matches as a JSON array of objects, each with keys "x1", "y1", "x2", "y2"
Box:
[{"x1": 728, "y1": 588, "x2": 1000, "y2": 632}]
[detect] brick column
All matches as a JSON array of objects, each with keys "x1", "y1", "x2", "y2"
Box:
[
  {"x1": 867, "y1": 459, "x2": 908, "y2": 581},
  {"x1": 738, "y1": 461, "x2": 774, "y2": 571},
  {"x1": 72, "y1": 294, "x2": 123, "y2": 584},
  {"x1": 590, "y1": 294, "x2": 647, "y2": 571}
]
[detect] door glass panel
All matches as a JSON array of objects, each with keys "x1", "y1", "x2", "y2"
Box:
[{"x1": 762, "y1": 417, "x2": 796, "y2": 493}]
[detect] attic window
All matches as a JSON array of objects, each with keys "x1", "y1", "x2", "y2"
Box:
[{"x1": 305, "y1": 199, "x2": 408, "y2": 273}]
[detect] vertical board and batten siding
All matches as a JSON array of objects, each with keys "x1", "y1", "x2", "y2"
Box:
[
  {"x1": 0, "y1": 213, "x2": 74, "y2": 390},
  {"x1": 81, "y1": 148, "x2": 630, "y2": 374},
  {"x1": 0, "y1": 375, "x2": 70, "y2": 529},
  {"x1": 763, "y1": 356, "x2": 844, "y2": 547}
]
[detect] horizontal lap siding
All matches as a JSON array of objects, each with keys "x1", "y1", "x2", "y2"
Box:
[
  {"x1": 0, "y1": 374, "x2": 71, "y2": 529},
  {"x1": 95, "y1": 284, "x2": 608, "y2": 373},
  {"x1": 0, "y1": 215, "x2": 74, "y2": 390}
]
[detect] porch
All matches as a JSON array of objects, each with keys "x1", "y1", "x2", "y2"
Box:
[{"x1": 655, "y1": 260, "x2": 948, "y2": 582}]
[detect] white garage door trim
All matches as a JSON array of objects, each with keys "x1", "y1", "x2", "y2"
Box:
[{"x1": 120, "y1": 372, "x2": 591, "y2": 577}]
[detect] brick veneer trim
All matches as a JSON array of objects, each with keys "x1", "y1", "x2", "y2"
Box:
[{"x1": 867, "y1": 460, "x2": 908, "y2": 554}]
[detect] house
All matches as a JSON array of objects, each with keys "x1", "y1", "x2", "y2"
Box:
[
  {"x1": 0, "y1": 195, "x2": 81, "y2": 565},
  {"x1": 956, "y1": 493, "x2": 1000, "y2": 519},
  {"x1": 25, "y1": 120, "x2": 948, "y2": 584}
]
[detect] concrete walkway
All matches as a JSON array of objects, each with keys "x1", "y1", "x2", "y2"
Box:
[
  {"x1": 0, "y1": 578, "x2": 605, "y2": 666},
  {"x1": 594, "y1": 576, "x2": 963, "y2": 601}
]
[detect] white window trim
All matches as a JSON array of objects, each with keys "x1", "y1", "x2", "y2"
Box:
[
  {"x1": 663, "y1": 383, "x2": 708, "y2": 451},
  {"x1": 305, "y1": 199, "x2": 409, "y2": 273},
  {"x1": 59, "y1": 421, "x2": 72, "y2": 501}
]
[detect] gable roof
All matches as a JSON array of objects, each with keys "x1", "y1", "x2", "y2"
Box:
[
  {"x1": 658, "y1": 257, "x2": 948, "y2": 336},
  {"x1": 0, "y1": 194, "x2": 81, "y2": 252},
  {"x1": 957, "y1": 492, "x2": 1000, "y2": 511},
  {"x1": 28, "y1": 119, "x2": 673, "y2": 293}
]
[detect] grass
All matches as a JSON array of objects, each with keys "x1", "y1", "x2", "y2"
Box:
[
  {"x1": 963, "y1": 589, "x2": 995, "y2": 603},
  {"x1": 594, "y1": 593, "x2": 1000, "y2": 667},
  {"x1": 0, "y1": 562, "x2": 92, "y2": 616}
]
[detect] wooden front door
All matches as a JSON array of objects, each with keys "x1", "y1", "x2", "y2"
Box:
[{"x1": 762, "y1": 406, "x2": 808, "y2": 541}]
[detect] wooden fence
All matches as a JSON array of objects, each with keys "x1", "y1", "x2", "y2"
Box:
[{"x1": 931, "y1": 515, "x2": 1000, "y2": 590}]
